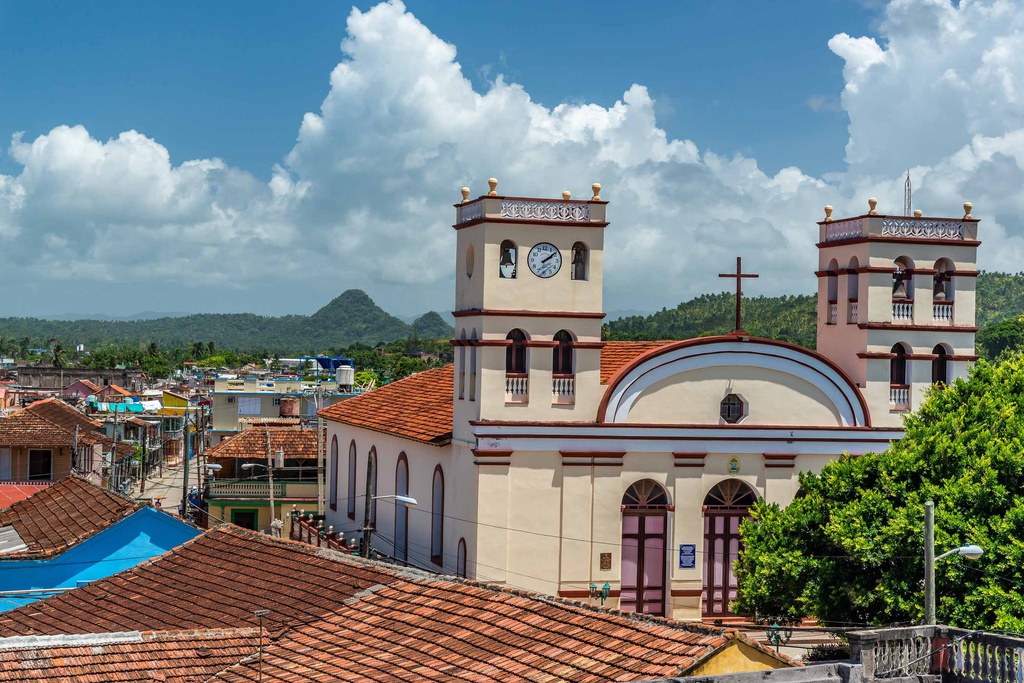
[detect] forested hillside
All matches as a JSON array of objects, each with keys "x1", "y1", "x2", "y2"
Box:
[
  {"x1": 0, "y1": 290, "x2": 453, "y2": 353},
  {"x1": 607, "y1": 272, "x2": 1024, "y2": 357}
]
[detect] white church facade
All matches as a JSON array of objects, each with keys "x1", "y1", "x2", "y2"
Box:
[{"x1": 319, "y1": 181, "x2": 980, "y2": 621}]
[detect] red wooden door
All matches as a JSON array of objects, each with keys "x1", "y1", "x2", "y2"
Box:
[
  {"x1": 701, "y1": 480, "x2": 757, "y2": 619},
  {"x1": 620, "y1": 480, "x2": 669, "y2": 617}
]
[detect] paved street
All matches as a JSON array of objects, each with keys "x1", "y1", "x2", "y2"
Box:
[{"x1": 132, "y1": 455, "x2": 201, "y2": 517}]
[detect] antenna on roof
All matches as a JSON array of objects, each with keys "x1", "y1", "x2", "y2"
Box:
[
  {"x1": 904, "y1": 169, "x2": 912, "y2": 216},
  {"x1": 254, "y1": 608, "x2": 270, "y2": 681}
]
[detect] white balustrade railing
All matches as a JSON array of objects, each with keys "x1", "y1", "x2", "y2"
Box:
[
  {"x1": 933, "y1": 302, "x2": 953, "y2": 322},
  {"x1": 828, "y1": 302, "x2": 838, "y2": 325},
  {"x1": 456, "y1": 200, "x2": 485, "y2": 224},
  {"x1": 892, "y1": 301, "x2": 914, "y2": 321},
  {"x1": 880, "y1": 218, "x2": 964, "y2": 240},
  {"x1": 823, "y1": 219, "x2": 864, "y2": 242},
  {"x1": 849, "y1": 300, "x2": 859, "y2": 323},
  {"x1": 500, "y1": 200, "x2": 590, "y2": 222},
  {"x1": 208, "y1": 481, "x2": 284, "y2": 498},
  {"x1": 505, "y1": 374, "x2": 528, "y2": 403},
  {"x1": 551, "y1": 375, "x2": 575, "y2": 400},
  {"x1": 890, "y1": 386, "x2": 910, "y2": 411}
]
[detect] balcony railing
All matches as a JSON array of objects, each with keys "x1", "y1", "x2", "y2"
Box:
[
  {"x1": 848, "y1": 625, "x2": 1024, "y2": 683},
  {"x1": 934, "y1": 301, "x2": 954, "y2": 322},
  {"x1": 207, "y1": 480, "x2": 284, "y2": 498},
  {"x1": 552, "y1": 374, "x2": 575, "y2": 404},
  {"x1": 289, "y1": 508, "x2": 354, "y2": 553},
  {"x1": 849, "y1": 300, "x2": 859, "y2": 323},
  {"x1": 890, "y1": 385, "x2": 910, "y2": 411},
  {"x1": 828, "y1": 301, "x2": 838, "y2": 325},
  {"x1": 892, "y1": 300, "x2": 914, "y2": 322},
  {"x1": 505, "y1": 373, "x2": 528, "y2": 404}
]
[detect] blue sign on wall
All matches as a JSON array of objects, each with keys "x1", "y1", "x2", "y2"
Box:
[{"x1": 678, "y1": 543, "x2": 696, "y2": 569}]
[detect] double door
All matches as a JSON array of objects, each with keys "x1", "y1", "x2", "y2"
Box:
[{"x1": 620, "y1": 511, "x2": 667, "y2": 616}]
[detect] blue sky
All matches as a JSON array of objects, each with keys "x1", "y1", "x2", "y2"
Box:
[
  {"x1": 0, "y1": 1, "x2": 871, "y2": 181},
  {"x1": 0, "y1": 0, "x2": 1020, "y2": 319}
]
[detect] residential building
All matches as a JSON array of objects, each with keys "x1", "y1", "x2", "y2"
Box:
[
  {"x1": 0, "y1": 525, "x2": 795, "y2": 680},
  {"x1": 61, "y1": 378, "x2": 100, "y2": 399},
  {"x1": 203, "y1": 425, "x2": 320, "y2": 533},
  {"x1": 0, "y1": 476, "x2": 199, "y2": 609},
  {"x1": 209, "y1": 374, "x2": 355, "y2": 445},
  {"x1": 319, "y1": 184, "x2": 979, "y2": 621}
]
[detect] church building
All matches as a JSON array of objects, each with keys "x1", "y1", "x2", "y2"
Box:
[{"x1": 319, "y1": 180, "x2": 980, "y2": 621}]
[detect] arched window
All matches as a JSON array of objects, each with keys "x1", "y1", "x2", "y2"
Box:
[
  {"x1": 505, "y1": 329, "x2": 527, "y2": 375},
  {"x1": 457, "y1": 329, "x2": 466, "y2": 400},
  {"x1": 456, "y1": 538, "x2": 467, "y2": 578},
  {"x1": 394, "y1": 454, "x2": 409, "y2": 564},
  {"x1": 431, "y1": 466, "x2": 445, "y2": 565},
  {"x1": 932, "y1": 344, "x2": 950, "y2": 386},
  {"x1": 893, "y1": 256, "x2": 914, "y2": 300},
  {"x1": 329, "y1": 436, "x2": 339, "y2": 511},
  {"x1": 933, "y1": 259, "x2": 954, "y2": 301},
  {"x1": 346, "y1": 441, "x2": 357, "y2": 520},
  {"x1": 825, "y1": 259, "x2": 839, "y2": 325},
  {"x1": 847, "y1": 257, "x2": 860, "y2": 324},
  {"x1": 499, "y1": 240, "x2": 517, "y2": 279},
  {"x1": 552, "y1": 330, "x2": 573, "y2": 376},
  {"x1": 469, "y1": 328, "x2": 478, "y2": 402},
  {"x1": 571, "y1": 242, "x2": 588, "y2": 281},
  {"x1": 890, "y1": 343, "x2": 909, "y2": 386}
]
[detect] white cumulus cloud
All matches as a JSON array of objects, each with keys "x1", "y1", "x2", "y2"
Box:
[{"x1": 2, "y1": 0, "x2": 1024, "y2": 317}]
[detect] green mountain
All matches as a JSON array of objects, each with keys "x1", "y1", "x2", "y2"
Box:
[
  {"x1": 0, "y1": 289, "x2": 453, "y2": 353},
  {"x1": 607, "y1": 272, "x2": 1024, "y2": 355}
]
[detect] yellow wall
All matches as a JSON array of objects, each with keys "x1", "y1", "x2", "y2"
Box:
[{"x1": 687, "y1": 641, "x2": 791, "y2": 676}]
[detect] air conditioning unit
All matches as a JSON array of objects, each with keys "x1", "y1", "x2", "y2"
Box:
[{"x1": 226, "y1": 396, "x2": 235, "y2": 404}]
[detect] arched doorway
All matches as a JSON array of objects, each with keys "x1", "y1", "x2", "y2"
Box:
[
  {"x1": 702, "y1": 479, "x2": 758, "y2": 619},
  {"x1": 620, "y1": 479, "x2": 669, "y2": 616}
]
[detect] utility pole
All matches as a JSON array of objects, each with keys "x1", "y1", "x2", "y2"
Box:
[
  {"x1": 316, "y1": 383, "x2": 325, "y2": 515},
  {"x1": 72, "y1": 424, "x2": 79, "y2": 474},
  {"x1": 111, "y1": 409, "x2": 119, "y2": 493},
  {"x1": 360, "y1": 448, "x2": 375, "y2": 558},
  {"x1": 924, "y1": 500, "x2": 936, "y2": 625},
  {"x1": 266, "y1": 429, "x2": 276, "y2": 530},
  {"x1": 140, "y1": 426, "x2": 148, "y2": 495},
  {"x1": 180, "y1": 412, "x2": 190, "y2": 518}
]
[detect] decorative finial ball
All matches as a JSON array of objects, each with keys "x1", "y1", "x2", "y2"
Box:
[
  {"x1": 963, "y1": 201, "x2": 973, "y2": 219},
  {"x1": 562, "y1": 190, "x2": 571, "y2": 200},
  {"x1": 868, "y1": 197, "x2": 878, "y2": 215},
  {"x1": 824, "y1": 205, "x2": 833, "y2": 222},
  {"x1": 914, "y1": 209, "x2": 923, "y2": 218},
  {"x1": 488, "y1": 178, "x2": 498, "y2": 196},
  {"x1": 460, "y1": 187, "x2": 470, "y2": 203},
  {"x1": 591, "y1": 182, "x2": 602, "y2": 201}
]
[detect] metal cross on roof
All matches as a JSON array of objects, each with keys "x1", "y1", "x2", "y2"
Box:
[{"x1": 719, "y1": 257, "x2": 759, "y2": 335}]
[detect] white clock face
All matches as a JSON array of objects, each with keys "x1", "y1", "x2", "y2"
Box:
[{"x1": 528, "y1": 242, "x2": 562, "y2": 278}]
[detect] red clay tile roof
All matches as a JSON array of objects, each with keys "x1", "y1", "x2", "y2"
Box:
[
  {"x1": 319, "y1": 365, "x2": 454, "y2": 446},
  {"x1": 0, "y1": 525, "x2": 400, "y2": 636},
  {"x1": 0, "y1": 476, "x2": 136, "y2": 558},
  {"x1": 0, "y1": 629, "x2": 260, "y2": 682},
  {"x1": 0, "y1": 523, "x2": 794, "y2": 682},
  {"x1": 0, "y1": 398, "x2": 108, "y2": 449},
  {"x1": 600, "y1": 340, "x2": 674, "y2": 384},
  {"x1": 0, "y1": 483, "x2": 49, "y2": 508},
  {"x1": 206, "y1": 426, "x2": 318, "y2": 460}
]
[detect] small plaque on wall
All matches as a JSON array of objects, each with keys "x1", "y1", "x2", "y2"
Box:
[
  {"x1": 599, "y1": 552, "x2": 612, "y2": 571},
  {"x1": 678, "y1": 544, "x2": 697, "y2": 569}
]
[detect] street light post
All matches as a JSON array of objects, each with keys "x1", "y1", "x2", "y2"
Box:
[{"x1": 923, "y1": 500, "x2": 984, "y2": 625}]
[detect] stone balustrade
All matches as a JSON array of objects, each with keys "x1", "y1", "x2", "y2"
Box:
[
  {"x1": 890, "y1": 385, "x2": 910, "y2": 411},
  {"x1": 505, "y1": 374, "x2": 528, "y2": 404},
  {"x1": 892, "y1": 301, "x2": 914, "y2": 322},
  {"x1": 934, "y1": 302, "x2": 954, "y2": 322}
]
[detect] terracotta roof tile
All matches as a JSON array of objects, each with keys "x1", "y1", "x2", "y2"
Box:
[
  {"x1": 0, "y1": 629, "x2": 259, "y2": 682},
  {"x1": 0, "y1": 525, "x2": 399, "y2": 636},
  {"x1": 0, "y1": 398, "x2": 108, "y2": 448},
  {"x1": 0, "y1": 526, "x2": 794, "y2": 681},
  {"x1": 0, "y1": 483, "x2": 49, "y2": 508},
  {"x1": 0, "y1": 476, "x2": 136, "y2": 558},
  {"x1": 319, "y1": 366, "x2": 454, "y2": 446},
  {"x1": 600, "y1": 341, "x2": 674, "y2": 384},
  {"x1": 206, "y1": 426, "x2": 318, "y2": 460}
]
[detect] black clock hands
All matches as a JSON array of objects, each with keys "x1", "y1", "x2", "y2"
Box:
[{"x1": 542, "y1": 252, "x2": 557, "y2": 264}]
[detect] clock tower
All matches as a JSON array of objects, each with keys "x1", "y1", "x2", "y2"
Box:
[{"x1": 451, "y1": 179, "x2": 607, "y2": 441}]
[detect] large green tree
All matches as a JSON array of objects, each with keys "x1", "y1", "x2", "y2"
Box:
[{"x1": 734, "y1": 354, "x2": 1024, "y2": 630}]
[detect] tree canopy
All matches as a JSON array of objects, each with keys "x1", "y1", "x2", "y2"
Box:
[{"x1": 734, "y1": 354, "x2": 1024, "y2": 630}]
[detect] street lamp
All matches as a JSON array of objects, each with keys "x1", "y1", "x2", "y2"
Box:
[
  {"x1": 924, "y1": 500, "x2": 984, "y2": 625},
  {"x1": 359, "y1": 476, "x2": 418, "y2": 559},
  {"x1": 242, "y1": 450, "x2": 284, "y2": 537}
]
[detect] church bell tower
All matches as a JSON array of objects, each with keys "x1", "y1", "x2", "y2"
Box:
[
  {"x1": 815, "y1": 198, "x2": 980, "y2": 428},
  {"x1": 451, "y1": 179, "x2": 607, "y2": 442}
]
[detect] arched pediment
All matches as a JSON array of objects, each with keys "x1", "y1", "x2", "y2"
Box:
[{"x1": 599, "y1": 337, "x2": 870, "y2": 427}]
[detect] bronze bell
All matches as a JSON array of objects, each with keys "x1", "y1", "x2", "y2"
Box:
[
  {"x1": 892, "y1": 279, "x2": 908, "y2": 299},
  {"x1": 500, "y1": 248, "x2": 515, "y2": 267}
]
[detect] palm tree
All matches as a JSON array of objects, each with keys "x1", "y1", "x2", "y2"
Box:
[
  {"x1": 50, "y1": 344, "x2": 69, "y2": 369},
  {"x1": 190, "y1": 342, "x2": 206, "y2": 360}
]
